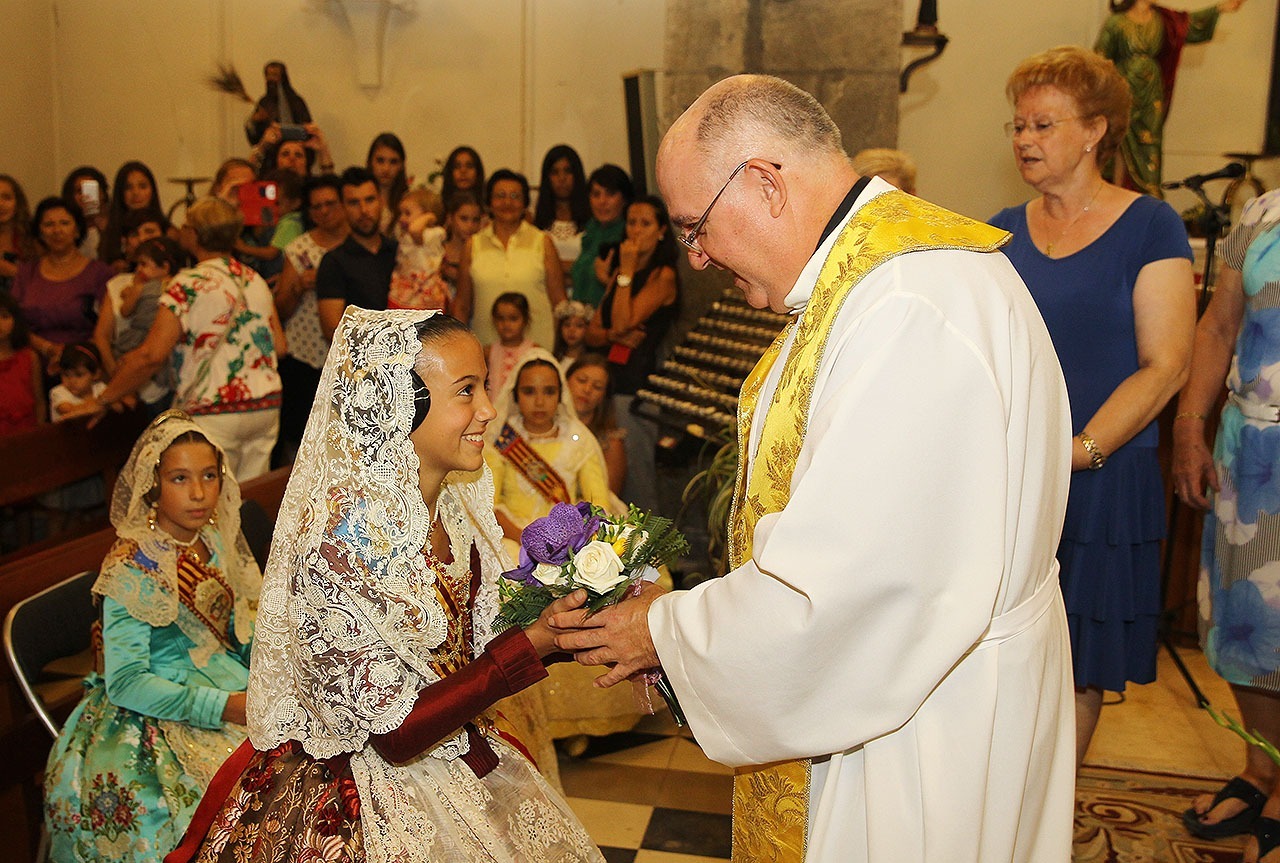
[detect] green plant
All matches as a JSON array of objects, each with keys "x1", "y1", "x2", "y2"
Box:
[{"x1": 680, "y1": 429, "x2": 738, "y2": 576}]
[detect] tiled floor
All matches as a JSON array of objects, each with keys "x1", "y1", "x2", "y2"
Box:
[{"x1": 559, "y1": 643, "x2": 1248, "y2": 860}]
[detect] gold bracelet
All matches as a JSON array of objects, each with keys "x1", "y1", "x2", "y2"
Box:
[
  {"x1": 1079, "y1": 432, "x2": 1106, "y2": 470},
  {"x1": 1175, "y1": 412, "x2": 1207, "y2": 421}
]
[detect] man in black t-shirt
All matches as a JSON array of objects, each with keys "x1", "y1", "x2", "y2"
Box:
[{"x1": 316, "y1": 167, "x2": 397, "y2": 340}]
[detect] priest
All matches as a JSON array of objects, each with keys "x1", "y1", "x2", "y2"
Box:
[{"x1": 553, "y1": 74, "x2": 1076, "y2": 863}]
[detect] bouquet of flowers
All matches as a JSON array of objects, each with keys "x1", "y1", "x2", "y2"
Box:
[{"x1": 495, "y1": 501, "x2": 689, "y2": 724}]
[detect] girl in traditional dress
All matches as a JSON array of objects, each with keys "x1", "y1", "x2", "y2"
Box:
[
  {"x1": 170, "y1": 309, "x2": 601, "y2": 862},
  {"x1": 483, "y1": 349, "x2": 639, "y2": 752},
  {"x1": 44, "y1": 411, "x2": 260, "y2": 862}
]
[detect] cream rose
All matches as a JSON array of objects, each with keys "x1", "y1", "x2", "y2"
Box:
[
  {"x1": 573, "y1": 541, "x2": 626, "y2": 593},
  {"x1": 534, "y1": 562, "x2": 568, "y2": 587}
]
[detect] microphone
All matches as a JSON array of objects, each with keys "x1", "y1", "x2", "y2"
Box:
[{"x1": 1162, "y1": 162, "x2": 1246, "y2": 190}]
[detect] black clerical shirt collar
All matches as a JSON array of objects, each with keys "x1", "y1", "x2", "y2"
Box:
[{"x1": 815, "y1": 176, "x2": 872, "y2": 254}]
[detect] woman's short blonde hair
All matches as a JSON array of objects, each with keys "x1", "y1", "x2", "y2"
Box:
[
  {"x1": 1006, "y1": 45, "x2": 1131, "y2": 167},
  {"x1": 184, "y1": 196, "x2": 243, "y2": 254},
  {"x1": 852, "y1": 148, "x2": 918, "y2": 195}
]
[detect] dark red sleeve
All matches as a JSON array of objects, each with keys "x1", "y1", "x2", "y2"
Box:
[{"x1": 369, "y1": 627, "x2": 547, "y2": 764}]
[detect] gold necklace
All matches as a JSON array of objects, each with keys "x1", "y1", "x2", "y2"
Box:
[{"x1": 1044, "y1": 182, "x2": 1104, "y2": 258}]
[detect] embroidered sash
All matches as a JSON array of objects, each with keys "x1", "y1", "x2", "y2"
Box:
[
  {"x1": 495, "y1": 422, "x2": 572, "y2": 506},
  {"x1": 176, "y1": 552, "x2": 235, "y2": 650},
  {"x1": 727, "y1": 190, "x2": 1009, "y2": 862}
]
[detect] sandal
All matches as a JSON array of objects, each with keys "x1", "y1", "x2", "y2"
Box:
[
  {"x1": 1255, "y1": 816, "x2": 1280, "y2": 862},
  {"x1": 1182, "y1": 776, "x2": 1267, "y2": 839}
]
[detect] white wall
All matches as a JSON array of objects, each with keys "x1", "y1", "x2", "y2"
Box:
[
  {"x1": 0, "y1": 1, "x2": 56, "y2": 196},
  {"x1": 897, "y1": 0, "x2": 1277, "y2": 221},
  {"x1": 1, "y1": 1, "x2": 1273, "y2": 223},
  {"x1": 0, "y1": 0, "x2": 664, "y2": 206}
]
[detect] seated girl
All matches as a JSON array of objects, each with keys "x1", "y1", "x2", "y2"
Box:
[
  {"x1": 169, "y1": 309, "x2": 601, "y2": 862},
  {"x1": 483, "y1": 349, "x2": 640, "y2": 752},
  {"x1": 44, "y1": 411, "x2": 260, "y2": 862}
]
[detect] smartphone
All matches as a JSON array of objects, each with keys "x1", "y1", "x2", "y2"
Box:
[
  {"x1": 80, "y1": 179, "x2": 101, "y2": 217},
  {"x1": 237, "y1": 181, "x2": 279, "y2": 228},
  {"x1": 280, "y1": 124, "x2": 309, "y2": 142}
]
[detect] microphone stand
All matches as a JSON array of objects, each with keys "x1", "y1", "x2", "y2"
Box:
[{"x1": 1157, "y1": 182, "x2": 1231, "y2": 709}]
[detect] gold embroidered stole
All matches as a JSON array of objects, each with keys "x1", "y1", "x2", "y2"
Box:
[
  {"x1": 727, "y1": 190, "x2": 1009, "y2": 863},
  {"x1": 495, "y1": 422, "x2": 573, "y2": 506}
]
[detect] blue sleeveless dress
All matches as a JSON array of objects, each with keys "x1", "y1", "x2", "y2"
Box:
[{"x1": 991, "y1": 196, "x2": 1191, "y2": 690}]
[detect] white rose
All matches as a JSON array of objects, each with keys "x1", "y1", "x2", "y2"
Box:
[
  {"x1": 572, "y1": 541, "x2": 627, "y2": 593},
  {"x1": 534, "y1": 562, "x2": 567, "y2": 587}
]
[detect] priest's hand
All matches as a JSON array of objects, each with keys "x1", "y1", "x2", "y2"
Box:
[{"x1": 551, "y1": 581, "x2": 666, "y2": 688}]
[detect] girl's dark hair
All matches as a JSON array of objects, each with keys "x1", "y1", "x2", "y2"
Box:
[
  {"x1": 60, "y1": 166, "x2": 109, "y2": 215},
  {"x1": 492, "y1": 291, "x2": 530, "y2": 322},
  {"x1": 0, "y1": 174, "x2": 35, "y2": 261},
  {"x1": 300, "y1": 175, "x2": 344, "y2": 231},
  {"x1": 587, "y1": 164, "x2": 635, "y2": 207},
  {"x1": 59, "y1": 341, "x2": 102, "y2": 374},
  {"x1": 485, "y1": 169, "x2": 530, "y2": 210},
  {"x1": 534, "y1": 144, "x2": 589, "y2": 232},
  {"x1": 133, "y1": 236, "x2": 184, "y2": 275},
  {"x1": 101, "y1": 161, "x2": 164, "y2": 265},
  {"x1": 441, "y1": 146, "x2": 486, "y2": 203},
  {"x1": 415, "y1": 313, "x2": 472, "y2": 348},
  {"x1": 445, "y1": 190, "x2": 481, "y2": 217},
  {"x1": 366, "y1": 133, "x2": 408, "y2": 216},
  {"x1": 630, "y1": 195, "x2": 679, "y2": 269},
  {"x1": 566, "y1": 353, "x2": 618, "y2": 436},
  {"x1": 0, "y1": 291, "x2": 30, "y2": 349},
  {"x1": 515, "y1": 357, "x2": 561, "y2": 397},
  {"x1": 32, "y1": 196, "x2": 88, "y2": 248}
]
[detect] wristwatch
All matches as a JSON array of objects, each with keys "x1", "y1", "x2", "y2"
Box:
[{"x1": 616, "y1": 274, "x2": 633, "y2": 288}]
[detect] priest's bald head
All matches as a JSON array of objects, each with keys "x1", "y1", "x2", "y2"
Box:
[{"x1": 657, "y1": 74, "x2": 860, "y2": 313}]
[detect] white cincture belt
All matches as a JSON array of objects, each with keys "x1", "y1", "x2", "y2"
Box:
[
  {"x1": 976, "y1": 562, "x2": 1060, "y2": 649},
  {"x1": 1229, "y1": 392, "x2": 1280, "y2": 423}
]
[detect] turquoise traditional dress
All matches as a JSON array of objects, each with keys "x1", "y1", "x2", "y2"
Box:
[
  {"x1": 43, "y1": 412, "x2": 260, "y2": 862},
  {"x1": 1199, "y1": 189, "x2": 1280, "y2": 691}
]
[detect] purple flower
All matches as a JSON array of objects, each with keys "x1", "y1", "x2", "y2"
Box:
[
  {"x1": 1208, "y1": 580, "x2": 1280, "y2": 682},
  {"x1": 500, "y1": 502, "x2": 600, "y2": 585}
]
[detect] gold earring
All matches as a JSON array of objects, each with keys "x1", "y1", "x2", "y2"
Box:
[{"x1": 148, "y1": 501, "x2": 159, "y2": 531}]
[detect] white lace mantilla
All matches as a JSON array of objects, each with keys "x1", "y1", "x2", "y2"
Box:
[
  {"x1": 247, "y1": 309, "x2": 510, "y2": 761},
  {"x1": 93, "y1": 411, "x2": 260, "y2": 666}
]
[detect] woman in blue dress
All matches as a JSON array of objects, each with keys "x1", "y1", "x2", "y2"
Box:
[
  {"x1": 1173, "y1": 188, "x2": 1280, "y2": 859},
  {"x1": 991, "y1": 46, "x2": 1195, "y2": 768},
  {"x1": 43, "y1": 410, "x2": 260, "y2": 861}
]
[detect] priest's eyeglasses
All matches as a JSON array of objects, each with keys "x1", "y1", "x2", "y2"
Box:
[
  {"x1": 678, "y1": 159, "x2": 783, "y2": 254},
  {"x1": 1003, "y1": 117, "x2": 1081, "y2": 139}
]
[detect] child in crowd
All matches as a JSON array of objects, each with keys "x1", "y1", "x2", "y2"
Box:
[
  {"x1": 116, "y1": 237, "x2": 183, "y2": 357},
  {"x1": 388, "y1": 187, "x2": 450, "y2": 311},
  {"x1": 567, "y1": 353, "x2": 626, "y2": 496},
  {"x1": 486, "y1": 292, "x2": 535, "y2": 399},
  {"x1": 439, "y1": 190, "x2": 484, "y2": 291},
  {"x1": 42, "y1": 343, "x2": 110, "y2": 527},
  {"x1": 0, "y1": 291, "x2": 45, "y2": 434},
  {"x1": 266, "y1": 169, "x2": 305, "y2": 252},
  {"x1": 553, "y1": 299, "x2": 593, "y2": 374},
  {"x1": 50, "y1": 342, "x2": 106, "y2": 422},
  {"x1": 45, "y1": 411, "x2": 259, "y2": 862}
]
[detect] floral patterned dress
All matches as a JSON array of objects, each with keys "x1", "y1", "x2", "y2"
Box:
[
  {"x1": 44, "y1": 540, "x2": 251, "y2": 862},
  {"x1": 1200, "y1": 189, "x2": 1280, "y2": 690}
]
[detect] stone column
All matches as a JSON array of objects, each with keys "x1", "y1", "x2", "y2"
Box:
[{"x1": 662, "y1": 0, "x2": 902, "y2": 153}]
